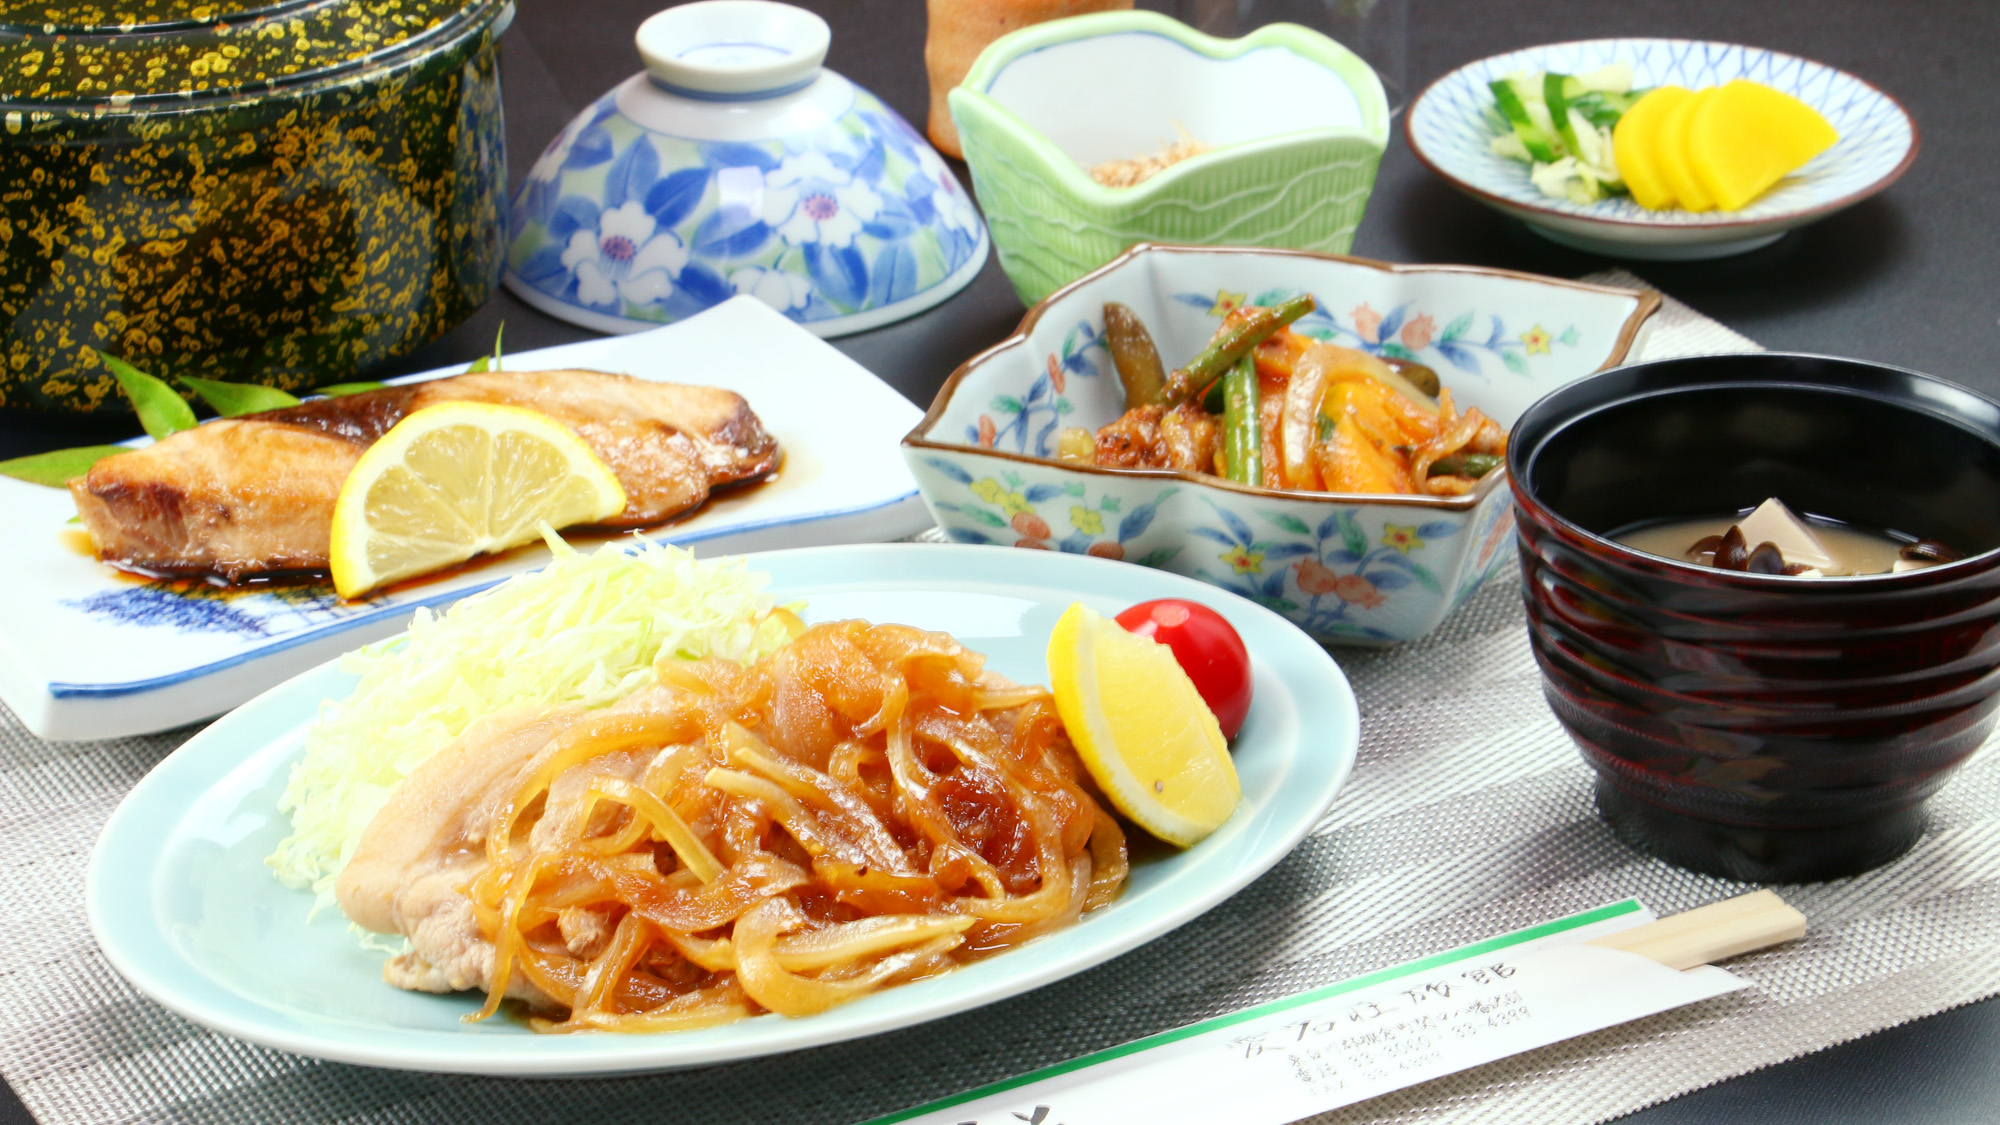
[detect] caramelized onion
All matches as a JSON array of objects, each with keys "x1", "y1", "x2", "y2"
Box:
[
  {"x1": 584, "y1": 776, "x2": 725, "y2": 882},
  {"x1": 1280, "y1": 348, "x2": 1332, "y2": 490},
  {"x1": 733, "y1": 898, "x2": 947, "y2": 1016},
  {"x1": 448, "y1": 620, "x2": 1122, "y2": 1033},
  {"x1": 772, "y1": 913, "x2": 975, "y2": 971}
]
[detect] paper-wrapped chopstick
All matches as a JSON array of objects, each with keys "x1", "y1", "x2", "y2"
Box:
[{"x1": 1588, "y1": 889, "x2": 1808, "y2": 970}]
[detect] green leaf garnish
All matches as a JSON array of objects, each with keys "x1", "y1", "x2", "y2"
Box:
[
  {"x1": 465, "y1": 323, "x2": 505, "y2": 375},
  {"x1": 98, "y1": 352, "x2": 196, "y2": 440},
  {"x1": 314, "y1": 381, "x2": 386, "y2": 397},
  {"x1": 0, "y1": 446, "x2": 129, "y2": 487},
  {"x1": 176, "y1": 374, "x2": 301, "y2": 416}
]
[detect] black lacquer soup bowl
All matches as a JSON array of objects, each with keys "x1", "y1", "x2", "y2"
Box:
[{"x1": 1509, "y1": 353, "x2": 2000, "y2": 882}]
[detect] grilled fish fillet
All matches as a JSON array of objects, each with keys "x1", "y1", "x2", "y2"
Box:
[{"x1": 70, "y1": 369, "x2": 781, "y2": 582}]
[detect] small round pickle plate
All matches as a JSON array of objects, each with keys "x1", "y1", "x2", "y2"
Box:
[{"x1": 1407, "y1": 38, "x2": 1917, "y2": 260}]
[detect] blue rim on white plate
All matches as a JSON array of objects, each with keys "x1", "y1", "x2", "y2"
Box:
[
  {"x1": 86, "y1": 543, "x2": 1359, "y2": 1076},
  {"x1": 0, "y1": 296, "x2": 931, "y2": 742},
  {"x1": 1406, "y1": 38, "x2": 1918, "y2": 260}
]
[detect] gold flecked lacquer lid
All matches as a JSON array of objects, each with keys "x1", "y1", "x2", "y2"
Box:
[{"x1": 0, "y1": 0, "x2": 504, "y2": 116}]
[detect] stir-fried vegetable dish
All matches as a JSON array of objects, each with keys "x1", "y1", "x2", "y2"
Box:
[{"x1": 1059, "y1": 298, "x2": 1508, "y2": 497}]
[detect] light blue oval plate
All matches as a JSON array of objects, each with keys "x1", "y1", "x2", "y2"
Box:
[
  {"x1": 87, "y1": 543, "x2": 1358, "y2": 1076},
  {"x1": 1407, "y1": 38, "x2": 1917, "y2": 259}
]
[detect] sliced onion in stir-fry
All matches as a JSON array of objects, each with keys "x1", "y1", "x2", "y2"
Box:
[{"x1": 429, "y1": 620, "x2": 1123, "y2": 1033}]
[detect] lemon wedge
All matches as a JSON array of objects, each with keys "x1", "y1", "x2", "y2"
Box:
[
  {"x1": 328, "y1": 402, "x2": 627, "y2": 599},
  {"x1": 1046, "y1": 602, "x2": 1240, "y2": 847}
]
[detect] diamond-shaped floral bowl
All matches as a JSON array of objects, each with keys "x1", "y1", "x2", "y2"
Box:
[{"x1": 901, "y1": 243, "x2": 1661, "y2": 646}]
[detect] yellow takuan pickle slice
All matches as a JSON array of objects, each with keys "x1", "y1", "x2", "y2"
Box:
[
  {"x1": 1653, "y1": 88, "x2": 1719, "y2": 212},
  {"x1": 1688, "y1": 79, "x2": 1840, "y2": 210},
  {"x1": 1612, "y1": 86, "x2": 1689, "y2": 210}
]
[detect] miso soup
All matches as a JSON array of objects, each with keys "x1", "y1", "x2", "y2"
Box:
[{"x1": 1612, "y1": 498, "x2": 1957, "y2": 577}]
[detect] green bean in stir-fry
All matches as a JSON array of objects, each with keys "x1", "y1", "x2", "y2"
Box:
[{"x1": 1059, "y1": 298, "x2": 1508, "y2": 497}]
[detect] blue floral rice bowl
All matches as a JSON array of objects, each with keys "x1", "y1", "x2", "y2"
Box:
[
  {"x1": 902, "y1": 244, "x2": 1660, "y2": 645},
  {"x1": 503, "y1": 1, "x2": 988, "y2": 337}
]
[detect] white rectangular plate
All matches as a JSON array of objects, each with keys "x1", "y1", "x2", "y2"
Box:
[{"x1": 0, "y1": 296, "x2": 930, "y2": 740}]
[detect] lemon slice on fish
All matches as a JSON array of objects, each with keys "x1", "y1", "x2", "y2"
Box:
[
  {"x1": 1046, "y1": 602, "x2": 1240, "y2": 847},
  {"x1": 329, "y1": 402, "x2": 626, "y2": 599}
]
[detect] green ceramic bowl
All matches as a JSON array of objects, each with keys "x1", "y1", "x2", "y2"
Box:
[{"x1": 948, "y1": 12, "x2": 1388, "y2": 305}]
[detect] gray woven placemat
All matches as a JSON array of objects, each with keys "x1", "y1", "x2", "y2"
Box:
[{"x1": 5, "y1": 277, "x2": 1996, "y2": 1125}]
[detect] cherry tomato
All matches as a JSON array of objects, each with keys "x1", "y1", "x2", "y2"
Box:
[{"x1": 1114, "y1": 598, "x2": 1252, "y2": 740}]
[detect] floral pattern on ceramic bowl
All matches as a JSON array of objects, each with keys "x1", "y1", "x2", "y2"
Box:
[
  {"x1": 503, "y1": 4, "x2": 987, "y2": 337},
  {"x1": 902, "y1": 244, "x2": 1660, "y2": 645}
]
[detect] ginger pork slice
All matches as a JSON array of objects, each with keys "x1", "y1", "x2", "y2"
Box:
[{"x1": 335, "y1": 709, "x2": 583, "y2": 999}]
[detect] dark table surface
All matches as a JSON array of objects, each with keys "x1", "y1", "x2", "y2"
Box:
[{"x1": 4, "y1": 1, "x2": 1998, "y2": 1122}]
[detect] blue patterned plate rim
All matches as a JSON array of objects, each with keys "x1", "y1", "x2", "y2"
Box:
[
  {"x1": 44, "y1": 490, "x2": 922, "y2": 699},
  {"x1": 86, "y1": 542, "x2": 1359, "y2": 1075},
  {"x1": 1405, "y1": 37, "x2": 1920, "y2": 231}
]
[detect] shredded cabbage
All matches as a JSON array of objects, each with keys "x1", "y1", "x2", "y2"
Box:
[
  {"x1": 1575, "y1": 62, "x2": 1635, "y2": 95},
  {"x1": 267, "y1": 530, "x2": 798, "y2": 912}
]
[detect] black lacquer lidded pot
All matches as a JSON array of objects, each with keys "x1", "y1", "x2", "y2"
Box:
[
  {"x1": 1509, "y1": 352, "x2": 2000, "y2": 882},
  {"x1": 0, "y1": 0, "x2": 513, "y2": 413}
]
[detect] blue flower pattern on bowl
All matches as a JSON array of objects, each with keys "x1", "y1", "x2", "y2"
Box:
[
  {"x1": 965, "y1": 320, "x2": 1108, "y2": 457},
  {"x1": 1176, "y1": 288, "x2": 1581, "y2": 379},
  {"x1": 911, "y1": 446, "x2": 1485, "y2": 644},
  {"x1": 1193, "y1": 504, "x2": 1464, "y2": 644},
  {"x1": 921, "y1": 458, "x2": 1183, "y2": 565},
  {"x1": 507, "y1": 84, "x2": 986, "y2": 332}
]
